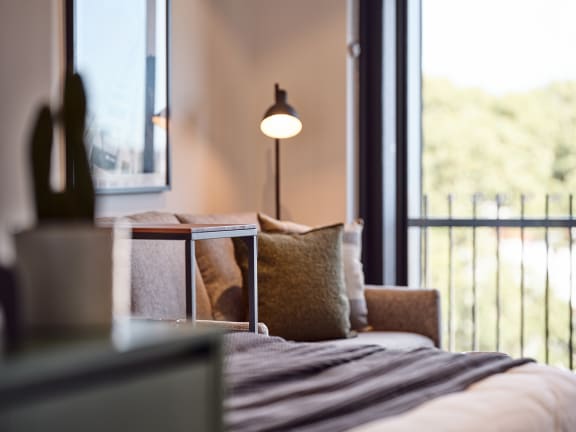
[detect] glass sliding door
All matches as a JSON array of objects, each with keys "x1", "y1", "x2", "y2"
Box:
[{"x1": 413, "y1": 0, "x2": 576, "y2": 368}]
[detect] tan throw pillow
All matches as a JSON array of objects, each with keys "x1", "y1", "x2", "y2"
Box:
[
  {"x1": 258, "y1": 213, "x2": 369, "y2": 330},
  {"x1": 175, "y1": 212, "x2": 259, "y2": 322},
  {"x1": 258, "y1": 213, "x2": 310, "y2": 233},
  {"x1": 234, "y1": 224, "x2": 352, "y2": 341}
]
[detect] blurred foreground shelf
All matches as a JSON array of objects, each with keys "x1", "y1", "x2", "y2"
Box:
[{"x1": 0, "y1": 320, "x2": 223, "y2": 432}]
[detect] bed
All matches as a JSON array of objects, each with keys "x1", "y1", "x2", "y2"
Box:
[{"x1": 223, "y1": 333, "x2": 576, "y2": 432}]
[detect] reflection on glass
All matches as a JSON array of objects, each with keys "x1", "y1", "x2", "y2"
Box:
[{"x1": 74, "y1": 0, "x2": 168, "y2": 192}]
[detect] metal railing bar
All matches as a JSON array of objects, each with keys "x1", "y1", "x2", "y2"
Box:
[
  {"x1": 411, "y1": 194, "x2": 576, "y2": 367},
  {"x1": 570, "y1": 194, "x2": 574, "y2": 370},
  {"x1": 520, "y1": 195, "x2": 526, "y2": 357},
  {"x1": 496, "y1": 194, "x2": 501, "y2": 352},
  {"x1": 408, "y1": 218, "x2": 576, "y2": 228},
  {"x1": 448, "y1": 194, "x2": 454, "y2": 351},
  {"x1": 423, "y1": 195, "x2": 429, "y2": 289},
  {"x1": 419, "y1": 195, "x2": 426, "y2": 289},
  {"x1": 545, "y1": 194, "x2": 550, "y2": 364},
  {"x1": 472, "y1": 195, "x2": 478, "y2": 351},
  {"x1": 418, "y1": 205, "x2": 423, "y2": 289}
]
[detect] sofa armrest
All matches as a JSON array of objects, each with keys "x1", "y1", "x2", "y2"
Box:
[
  {"x1": 365, "y1": 286, "x2": 441, "y2": 348},
  {"x1": 195, "y1": 320, "x2": 269, "y2": 336}
]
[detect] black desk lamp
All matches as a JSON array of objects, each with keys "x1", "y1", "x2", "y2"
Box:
[{"x1": 260, "y1": 83, "x2": 302, "y2": 219}]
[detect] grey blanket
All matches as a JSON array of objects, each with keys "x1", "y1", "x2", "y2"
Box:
[{"x1": 224, "y1": 333, "x2": 533, "y2": 432}]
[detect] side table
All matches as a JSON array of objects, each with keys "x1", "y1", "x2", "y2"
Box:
[{"x1": 130, "y1": 223, "x2": 259, "y2": 333}]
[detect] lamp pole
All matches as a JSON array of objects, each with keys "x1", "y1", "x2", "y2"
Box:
[{"x1": 275, "y1": 138, "x2": 280, "y2": 220}]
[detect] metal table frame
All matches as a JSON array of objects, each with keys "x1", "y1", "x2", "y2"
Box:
[{"x1": 130, "y1": 224, "x2": 258, "y2": 333}]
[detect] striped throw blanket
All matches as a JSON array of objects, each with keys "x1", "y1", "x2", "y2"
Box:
[{"x1": 224, "y1": 333, "x2": 533, "y2": 432}]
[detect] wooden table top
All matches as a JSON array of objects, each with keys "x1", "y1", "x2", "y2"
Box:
[{"x1": 127, "y1": 223, "x2": 257, "y2": 234}]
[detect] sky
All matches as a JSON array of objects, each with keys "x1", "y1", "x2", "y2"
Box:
[
  {"x1": 422, "y1": 0, "x2": 576, "y2": 94},
  {"x1": 75, "y1": 0, "x2": 166, "y2": 152}
]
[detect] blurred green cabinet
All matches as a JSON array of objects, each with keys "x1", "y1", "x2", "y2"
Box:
[{"x1": 0, "y1": 322, "x2": 223, "y2": 432}]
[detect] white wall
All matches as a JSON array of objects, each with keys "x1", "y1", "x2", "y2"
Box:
[{"x1": 0, "y1": 0, "x2": 351, "y2": 265}]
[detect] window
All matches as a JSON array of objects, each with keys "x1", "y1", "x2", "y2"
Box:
[
  {"x1": 415, "y1": 0, "x2": 576, "y2": 367},
  {"x1": 360, "y1": 0, "x2": 575, "y2": 368}
]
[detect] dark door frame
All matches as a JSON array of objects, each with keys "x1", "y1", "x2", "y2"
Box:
[{"x1": 358, "y1": 0, "x2": 409, "y2": 286}]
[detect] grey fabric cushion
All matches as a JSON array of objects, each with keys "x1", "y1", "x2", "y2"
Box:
[
  {"x1": 234, "y1": 224, "x2": 352, "y2": 342},
  {"x1": 99, "y1": 211, "x2": 213, "y2": 320},
  {"x1": 258, "y1": 213, "x2": 368, "y2": 330},
  {"x1": 129, "y1": 212, "x2": 213, "y2": 320},
  {"x1": 175, "y1": 212, "x2": 259, "y2": 322}
]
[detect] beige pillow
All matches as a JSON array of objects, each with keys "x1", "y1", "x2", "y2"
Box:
[
  {"x1": 258, "y1": 213, "x2": 368, "y2": 331},
  {"x1": 175, "y1": 212, "x2": 259, "y2": 322},
  {"x1": 234, "y1": 224, "x2": 352, "y2": 341}
]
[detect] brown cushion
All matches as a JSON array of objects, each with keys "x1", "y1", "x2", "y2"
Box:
[
  {"x1": 234, "y1": 224, "x2": 352, "y2": 341},
  {"x1": 258, "y1": 213, "x2": 368, "y2": 330},
  {"x1": 258, "y1": 213, "x2": 310, "y2": 233},
  {"x1": 98, "y1": 211, "x2": 213, "y2": 320},
  {"x1": 175, "y1": 212, "x2": 259, "y2": 321}
]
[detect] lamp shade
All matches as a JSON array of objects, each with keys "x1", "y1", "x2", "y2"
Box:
[{"x1": 260, "y1": 84, "x2": 302, "y2": 139}]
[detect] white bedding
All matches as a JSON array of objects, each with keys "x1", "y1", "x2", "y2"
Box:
[{"x1": 350, "y1": 363, "x2": 576, "y2": 432}]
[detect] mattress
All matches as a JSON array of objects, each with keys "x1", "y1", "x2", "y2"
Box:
[
  {"x1": 349, "y1": 363, "x2": 576, "y2": 432},
  {"x1": 223, "y1": 333, "x2": 557, "y2": 432}
]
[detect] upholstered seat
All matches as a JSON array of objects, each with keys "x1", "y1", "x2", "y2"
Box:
[
  {"x1": 104, "y1": 211, "x2": 441, "y2": 349},
  {"x1": 321, "y1": 332, "x2": 436, "y2": 350}
]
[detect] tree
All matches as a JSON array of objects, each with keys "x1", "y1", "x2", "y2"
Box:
[{"x1": 422, "y1": 77, "x2": 575, "y2": 367}]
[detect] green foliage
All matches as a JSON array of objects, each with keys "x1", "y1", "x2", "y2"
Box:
[
  {"x1": 30, "y1": 73, "x2": 95, "y2": 222},
  {"x1": 422, "y1": 77, "x2": 576, "y2": 367},
  {"x1": 423, "y1": 78, "x2": 576, "y2": 216}
]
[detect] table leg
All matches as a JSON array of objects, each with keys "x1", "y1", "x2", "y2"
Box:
[
  {"x1": 185, "y1": 239, "x2": 197, "y2": 323},
  {"x1": 245, "y1": 235, "x2": 258, "y2": 333}
]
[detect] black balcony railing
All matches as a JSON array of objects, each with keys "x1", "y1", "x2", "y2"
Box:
[{"x1": 408, "y1": 194, "x2": 575, "y2": 370}]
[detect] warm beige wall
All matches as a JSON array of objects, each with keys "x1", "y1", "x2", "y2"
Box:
[
  {"x1": 0, "y1": 0, "x2": 61, "y2": 265},
  {"x1": 99, "y1": 0, "x2": 349, "y2": 227},
  {"x1": 0, "y1": 0, "x2": 350, "y2": 264},
  {"x1": 252, "y1": 0, "x2": 348, "y2": 225}
]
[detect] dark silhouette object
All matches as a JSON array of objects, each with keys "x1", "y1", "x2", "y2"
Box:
[
  {"x1": 0, "y1": 266, "x2": 20, "y2": 353},
  {"x1": 30, "y1": 73, "x2": 95, "y2": 222}
]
